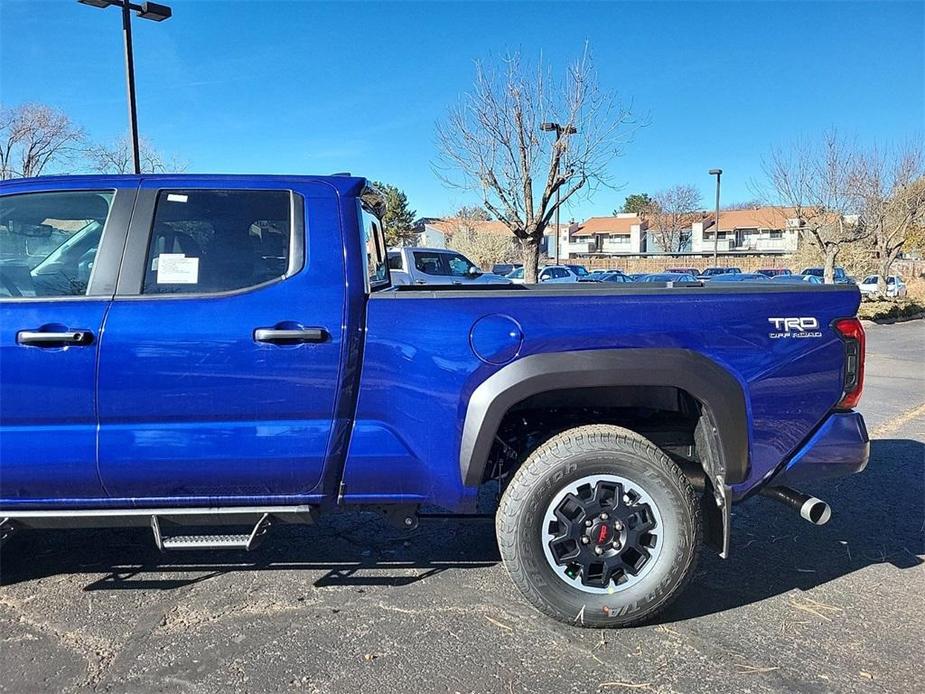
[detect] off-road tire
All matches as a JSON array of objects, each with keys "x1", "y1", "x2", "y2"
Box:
[{"x1": 496, "y1": 424, "x2": 701, "y2": 628}]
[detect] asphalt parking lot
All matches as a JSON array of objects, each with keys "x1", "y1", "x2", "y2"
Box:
[{"x1": 1, "y1": 320, "x2": 922, "y2": 694}]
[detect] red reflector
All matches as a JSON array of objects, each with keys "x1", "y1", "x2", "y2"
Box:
[{"x1": 834, "y1": 318, "x2": 865, "y2": 409}]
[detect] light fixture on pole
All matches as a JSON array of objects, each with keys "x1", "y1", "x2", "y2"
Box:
[
  {"x1": 78, "y1": 0, "x2": 173, "y2": 175},
  {"x1": 541, "y1": 122, "x2": 577, "y2": 265},
  {"x1": 708, "y1": 169, "x2": 723, "y2": 264}
]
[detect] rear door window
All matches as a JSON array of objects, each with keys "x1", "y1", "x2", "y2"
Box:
[
  {"x1": 142, "y1": 190, "x2": 291, "y2": 295},
  {"x1": 413, "y1": 251, "x2": 447, "y2": 276}
]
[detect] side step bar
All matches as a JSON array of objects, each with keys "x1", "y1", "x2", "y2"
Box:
[{"x1": 151, "y1": 513, "x2": 273, "y2": 552}]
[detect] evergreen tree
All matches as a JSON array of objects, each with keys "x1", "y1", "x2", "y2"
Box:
[{"x1": 373, "y1": 180, "x2": 418, "y2": 247}]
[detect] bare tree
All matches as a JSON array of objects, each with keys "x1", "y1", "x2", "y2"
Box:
[
  {"x1": 446, "y1": 225, "x2": 518, "y2": 271},
  {"x1": 435, "y1": 49, "x2": 633, "y2": 282},
  {"x1": 852, "y1": 144, "x2": 925, "y2": 297},
  {"x1": 85, "y1": 134, "x2": 185, "y2": 174},
  {"x1": 643, "y1": 184, "x2": 702, "y2": 253},
  {"x1": 763, "y1": 131, "x2": 866, "y2": 283},
  {"x1": 444, "y1": 209, "x2": 519, "y2": 270},
  {"x1": 0, "y1": 103, "x2": 84, "y2": 179},
  {"x1": 455, "y1": 205, "x2": 492, "y2": 221},
  {"x1": 722, "y1": 199, "x2": 762, "y2": 211}
]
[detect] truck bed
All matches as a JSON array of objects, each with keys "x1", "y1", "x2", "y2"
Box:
[{"x1": 343, "y1": 282, "x2": 861, "y2": 510}]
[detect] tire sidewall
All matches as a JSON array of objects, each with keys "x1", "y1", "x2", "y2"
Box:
[{"x1": 512, "y1": 449, "x2": 696, "y2": 627}]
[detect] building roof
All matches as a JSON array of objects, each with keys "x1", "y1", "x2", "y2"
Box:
[
  {"x1": 572, "y1": 215, "x2": 645, "y2": 237},
  {"x1": 424, "y1": 218, "x2": 563, "y2": 236},
  {"x1": 427, "y1": 218, "x2": 512, "y2": 236},
  {"x1": 714, "y1": 207, "x2": 799, "y2": 231}
]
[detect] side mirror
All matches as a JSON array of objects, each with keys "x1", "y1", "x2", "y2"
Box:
[{"x1": 468, "y1": 266, "x2": 480, "y2": 276}]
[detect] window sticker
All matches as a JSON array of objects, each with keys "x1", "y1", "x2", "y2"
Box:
[
  {"x1": 166, "y1": 193, "x2": 188, "y2": 203},
  {"x1": 156, "y1": 253, "x2": 199, "y2": 284}
]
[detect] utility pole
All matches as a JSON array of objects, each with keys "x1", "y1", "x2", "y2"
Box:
[
  {"x1": 541, "y1": 122, "x2": 578, "y2": 265},
  {"x1": 709, "y1": 169, "x2": 723, "y2": 263},
  {"x1": 79, "y1": 1, "x2": 172, "y2": 174}
]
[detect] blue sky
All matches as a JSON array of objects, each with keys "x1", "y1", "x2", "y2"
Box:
[{"x1": 1, "y1": 0, "x2": 922, "y2": 220}]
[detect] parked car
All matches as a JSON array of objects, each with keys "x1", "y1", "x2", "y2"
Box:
[
  {"x1": 801, "y1": 267, "x2": 854, "y2": 284},
  {"x1": 639, "y1": 272, "x2": 698, "y2": 283},
  {"x1": 770, "y1": 274, "x2": 823, "y2": 284},
  {"x1": 492, "y1": 263, "x2": 521, "y2": 276},
  {"x1": 506, "y1": 267, "x2": 526, "y2": 284},
  {"x1": 708, "y1": 273, "x2": 770, "y2": 282},
  {"x1": 388, "y1": 247, "x2": 511, "y2": 286},
  {"x1": 597, "y1": 271, "x2": 631, "y2": 283},
  {"x1": 666, "y1": 267, "x2": 700, "y2": 276},
  {"x1": 539, "y1": 265, "x2": 581, "y2": 283},
  {"x1": 697, "y1": 267, "x2": 741, "y2": 280},
  {"x1": 756, "y1": 268, "x2": 792, "y2": 277},
  {"x1": 588, "y1": 269, "x2": 621, "y2": 281},
  {"x1": 0, "y1": 173, "x2": 870, "y2": 629},
  {"x1": 858, "y1": 274, "x2": 907, "y2": 298},
  {"x1": 564, "y1": 264, "x2": 595, "y2": 282},
  {"x1": 506, "y1": 265, "x2": 579, "y2": 284}
]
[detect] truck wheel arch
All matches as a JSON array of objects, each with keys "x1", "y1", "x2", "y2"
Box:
[{"x1": 459, "y1": 349, "x2": 749, "y2": 489}]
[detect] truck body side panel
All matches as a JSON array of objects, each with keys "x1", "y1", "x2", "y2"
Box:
[{"x1": 344, "y1": 287, "x2": 858, "y2": 510}]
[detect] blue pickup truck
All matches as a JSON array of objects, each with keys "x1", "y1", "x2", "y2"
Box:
[{"x1": 0, "y1": 174, "x2": 870, "y2": 627}]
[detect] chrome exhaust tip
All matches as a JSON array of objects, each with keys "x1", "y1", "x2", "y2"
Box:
[{"x1": 760, "y1": 486, "x2": 832, "y2": 526}]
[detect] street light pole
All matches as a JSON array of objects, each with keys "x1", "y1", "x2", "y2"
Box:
[
  {"x1": 78, "y1": 1, "x2": 172, "y2": 175},
  {"x1": 121, "y1": 0, "x2": 141, "y2": 174},
  {"x1": 541, "y1": 122, "x2": 577, "y2": 266},
  {"x1": 708, "y1": 168, "x2": 723, "y2": 264}
]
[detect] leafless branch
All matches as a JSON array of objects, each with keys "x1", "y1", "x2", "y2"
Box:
[
  {"x1": 434, "y1": 47, "x2": 635, "y2": 281},
  {"x1": 0, "y1": 103, "x2": 84, "y2": 179},
  {"x1": 643, "y1": 184, "x2": 702, "y2": 253}
]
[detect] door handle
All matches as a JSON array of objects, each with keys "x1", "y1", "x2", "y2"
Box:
[
  {"x1": 253, "y1": 327, "x2": 328, "y2": 344},
  {"x1": 17, "y1": 330, "x2": 94, "y2": 346}
]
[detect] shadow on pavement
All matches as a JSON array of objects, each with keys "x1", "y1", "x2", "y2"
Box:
[
  {"x1": 1, "y1": 439, "x2": 921, "y2": 621},
  {"x1": 662, "y1": 437, "x2": 924, "y2": 622}
]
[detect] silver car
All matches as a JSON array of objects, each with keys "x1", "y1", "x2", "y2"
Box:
[
  {"x1": 387, "y1": 248, "x2": 511, "y2": 286},
  {"x1": 858, "y1": 274, "x2": 907, "y2": 298}
]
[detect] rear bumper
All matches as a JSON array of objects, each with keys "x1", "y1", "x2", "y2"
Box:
[{"x1": 772, "y1": 411, "x2": 870, "y2": 487}]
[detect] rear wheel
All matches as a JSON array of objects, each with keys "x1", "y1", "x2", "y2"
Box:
[{"x1": 496, "y1": 424, "x2": 701, "y2": 627}]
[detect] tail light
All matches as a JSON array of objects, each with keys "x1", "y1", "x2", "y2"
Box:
[{"x1": 833, "y1": 317, "x2": 865, "y2": 409}]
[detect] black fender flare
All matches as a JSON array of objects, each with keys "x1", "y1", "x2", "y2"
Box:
[{"x1": 459, "y1": 348, "x2": 749, "y2": 488}]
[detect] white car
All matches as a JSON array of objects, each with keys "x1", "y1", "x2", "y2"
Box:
[
  {"x1": 506, "y1": 265, "x2": 581, "y2": 284},
  {"x1": 387, "y1": 248, "x2": 511, "y2": 286},
  {"x1": 858, "y1": 274, "x2": 907, "y2": 298}
]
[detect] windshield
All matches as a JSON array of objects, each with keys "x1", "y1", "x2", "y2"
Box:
[{"x1": 568, "y1": 265, "x2": 590, "y2": 276}]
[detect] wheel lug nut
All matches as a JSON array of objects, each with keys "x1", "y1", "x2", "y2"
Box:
[
  {"x1": 581, "y1": 536, "x2": 590, "y2": 544},
  {"x1": 594, "y1": 546, "x2": 603, "y2": 555},
  {"x1": 600, "y1": 513, "x2": 608, "y2": 520},
  {"x1": 622, "y1": 494, "x2": 630, "y2": 503},
  {"x1": 585, "y1": 520, "x2": 593, "y2": 527},
  {"x1": 614, "y1": 521, "x2": 623, "y2": 530},
  {"x1": 612, "y1": 541, "x2": 621, "y2": 549}
]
